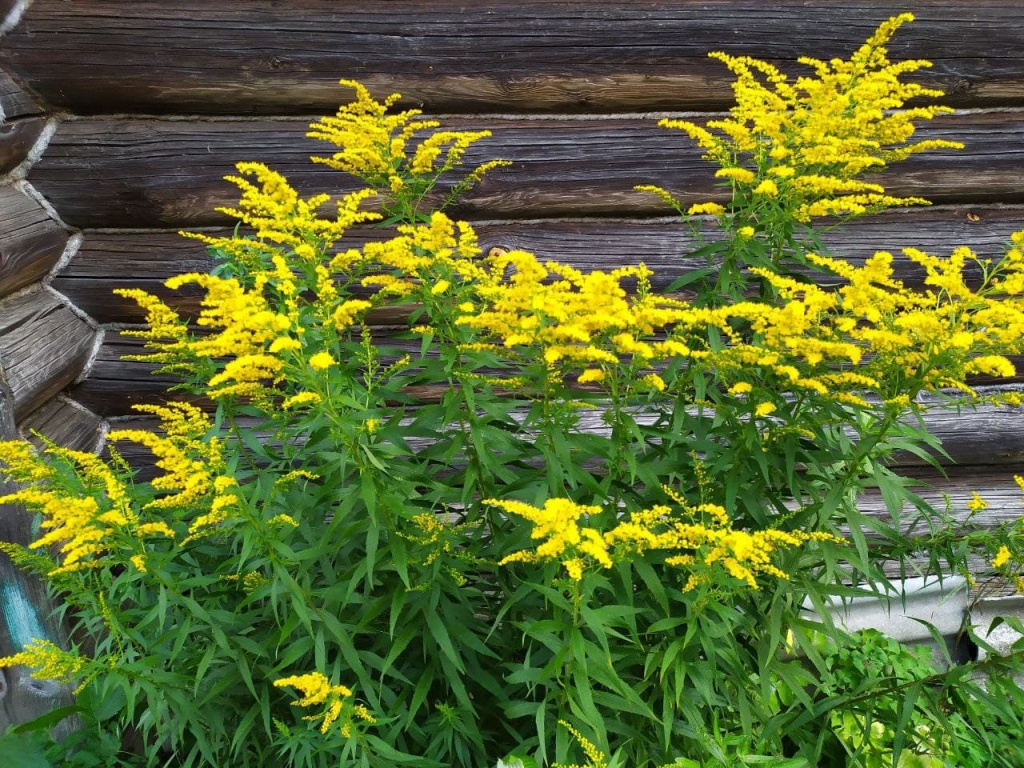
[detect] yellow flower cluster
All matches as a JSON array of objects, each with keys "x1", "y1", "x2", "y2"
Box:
[
  {"x1": 307, "y1": 79, "x2": 509, "y2": 209},
  {"x1": 121, "y1": 263, "x2": 308, "y2": 402},
  {"x1": 490, "y1": 498, "x2": 613, "y2": 581},
  {"x1": 360, "y1": 211, "x2": 482, "y2": 299},
  {"x1": 0, "y1": 639, "x2": 86, "y2": 683},
  {"x1": 0, "y1": 440, "x2": 173, "y2": 575},
  {"x1": 553, "y1": 720, "x2": 608, "y2": 768},
  {"x1": 458, "y1": 231, "x2": 1024, "y2": 407},
  {"x1": 274, "y1": 672, "x2": 375, "y2": 737},
  {"x1": 788, "y1": 238, "x2": 1024, "y2": 393},
  {"x1": 107, "y1": 402, "x2": 238, "y2": 537},
  {"x1": 456, "y1": 249, "x2": 692, "y2": 383},
  {"x1": 120, "y1": 171, "x2": 485, "y2": 410},
  {"x1": 492, "y1": 495, "x2": 835, "y2": 589},
  {"x1": 659, "y1": 14, "x2": 962, "y2": 222},
  {"x1": 202, "y1": 163, "x2": 381, "y2": 255}
]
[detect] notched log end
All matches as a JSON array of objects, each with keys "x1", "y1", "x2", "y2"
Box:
[
  {"x1": 19, "y1": 397, "x2": 105, "y2": 454},
  {"x1": 0, "y1": 67, "x2": 39, "y2": 122}
]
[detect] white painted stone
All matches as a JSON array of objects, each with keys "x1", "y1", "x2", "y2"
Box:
[{"x1": 970, "y1": 595, "x2": 1024, "y2": 659}]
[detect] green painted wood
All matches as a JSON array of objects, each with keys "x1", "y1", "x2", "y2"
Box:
[{"x1": 0, "y1": 378, "x2": 76, "y2": 734}]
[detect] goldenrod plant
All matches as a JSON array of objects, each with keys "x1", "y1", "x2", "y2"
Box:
[{"x1": 3, "y1": 15, "x2": 1024, "y2": 768}]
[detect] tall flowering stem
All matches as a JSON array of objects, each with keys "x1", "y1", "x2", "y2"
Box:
[
  {"x1": 642, "y1": 12, "x2": 963, "y2": 302},
  {"x1": 2, "y1": 17, "x2": 1024, "y2": 768}
]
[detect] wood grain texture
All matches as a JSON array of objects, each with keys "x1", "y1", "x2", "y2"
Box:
[
  {"x1": 70, "y1": 330, "x2": 196, "y2": 416},
  {"x1": 0, "y1": 116, "x2": 44, "y2": 175},
  {"x1": 0, "y1": 186, "x2": 69, "y2": 299},
  {"x1": 0, "y1": 68, "x2": 39, "y2": 121},
  {"x1": 75, "y1": 324, "x2": 1024, "y2": 451},
  {"x1": 28, "y1": 112, "x2": 1018, "y2": 229},
  {"x1": 0, "y1": 290, "x2": 96, "y2": 419},
  {"x1": 52, "y1": 206, "x2": 1024, "y2": 323},
  {"x1": 2, "y1": 1, "x2": 1023, "y2": 115},
  {"x1": 19, "y1": 397, "x2": 105, "y2": 453},
  {"x1": 104, "y1": 403, "x2": 1024, "y2": 516}
]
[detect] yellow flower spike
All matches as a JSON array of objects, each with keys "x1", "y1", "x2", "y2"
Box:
[
  {"x1": 641, "y1": 373, "x2": 666, "y2": 392},
  {"x1": 275, "y1": 672, "x2": 375, "y2": 736},
  {"x1": 308, "y1": 351, "x2": 336, "y2": 371},
  {"x1": 993, "y1": 546, "x2": 1012, "y2": 569},
  {"x1": 715, "y1": 167, "x2": 756, "y2": 184},
  {"x1": 0, "y1": 639, "x2": 86, "y2": 684},
  {"x1": 554, "y1": 720, "x2": 608, "y2": 768},
  {"x1": 281, "y1": 392, "x2": 323, "y2": 410},
  {"x1": 659, "y1": 15, "x2": 962, "y2": 223},
  {"x1": 687, "y1": 202, "x2": 726, "y2": 216},
  {"x1": 490, "y1": 498, "x2": 611, "y2": 580}
]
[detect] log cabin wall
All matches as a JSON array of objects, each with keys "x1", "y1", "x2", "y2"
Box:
[{"x1": 0, "y1": 2, "x2": 1023, "y2": 603}]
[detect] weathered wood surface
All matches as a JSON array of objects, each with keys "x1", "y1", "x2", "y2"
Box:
[
  {"x1": 0, "y1": 185, "x2": 69, "y2": 299},
  {"x1": 0, "y1": 290, "x2": 96, "y2": 419},
  {"x1": 70, "y1": 330, "x2": 209, "y2": 417},
  {"x1": 0, "y1": 116, "x2": 44, "y2": 175},
  {"x1": 105, "y1": 401, "x2": 1024, "y2": 521},
  {"x1": 51, "y1": 206, "x2": 1024, "y2": 323},
  {"x1": 74, "y1": 325, "x2": 1024, "y2": 457},
  {"x1": 0, "y1": 378, "x2": 77, "y2": 736},
  {"x1": 2, "y1": 1, "x2": 1023, "y2": 115},
  {"x1": 19, "y1": 397, "x2": 105, "y2": 454},
  {"x1": 29, "y1": 111, "x2": 1021, "y2": 229},
  {"x1": 0, "y1": 68, "x2": 38, "y2": 122}
]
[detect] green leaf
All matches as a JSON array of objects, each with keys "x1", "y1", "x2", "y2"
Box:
[{"x1": 0, "y1": 731, "x2": 51, "y2": 768}]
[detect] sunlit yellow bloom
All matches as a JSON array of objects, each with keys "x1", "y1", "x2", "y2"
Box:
[
  {"x1": 993, "y1": 546, "x2": 1012, "y2": 569},
  {"x1": 306, "y1": 80, "x2": 506, "y2": 211},
  {"x1": 308, "y1": 351, "x2": 336, "y2": 371},
  {"x1": 490, "y1": 498, "x2": 612, "y2": 579},
  {"x1": 275, "y1": 672, "x2": 375, "y2": 736},
  {"x1": 715, "y1": 167, "x2": 756, "y2": 184},
  {"x1": 554, "y1": 720, "x2": 609, "y2": 768},
  {"x1": 0, "y1": 639, "x2": 85, "y2": 683},
  {"x1": 687, "y1": 202, "x2": 726, "y2": 216},
  {"x1": 281, "y1": 391, "x2": 323, "y2": 410},
  {"x1": 658, "y1": 14, "x2": 962, "y2": 223}
]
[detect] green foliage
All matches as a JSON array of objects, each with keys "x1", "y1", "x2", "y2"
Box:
[{"x1": 3, "y1": 15, "x2": 1024, "y2": 768}]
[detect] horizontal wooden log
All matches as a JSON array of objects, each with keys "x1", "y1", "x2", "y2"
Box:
[
  {"x1": 75, "y1": 327, "x2": 1024, "y2": 461},
  {"x1": 102, "y1": 409, "x2": 1023, "y2": 597},
  {"x1": 70, "y1": 331, "x2": 191, "y2": 417},
  {"x1": 104, "y1": 403, "x2": 1024, "y2": 523},
  {"x1": 0, "y1": 290, "x2": 96, "y2": 419},
  {"x1": 29, "y1": 112, "x2": 1020, "y2": 229},
  {"x1": 18, "y1": 397, "x2": 105, "y2": 453},
  {"x1": 0, "y1": 116, "x2": 44, "y2": 175},
  {"x1": 0, "y1": 68, "x2": 39, "y2": 121},
  {"x1": 3, "y1": 1, "x2": 1023, "y2": 115},
  {"x1": 52, "y1": 206, "x2": 1024, "y2": 324},
  {"x1": 0, "y1": 186, "x2": 69, "y2": 299}
]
